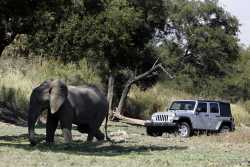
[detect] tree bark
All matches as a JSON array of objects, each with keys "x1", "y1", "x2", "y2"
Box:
[
  {"x1": 107, "y1": 74, "x2": 114, "y2": 118},
  {"x1": 116, "y1": 81, "x2": 132, "y2": 115}
]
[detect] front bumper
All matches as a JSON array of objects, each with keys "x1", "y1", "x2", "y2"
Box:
[
  {"x1": 145, "y1": 120, "x2": 178, "y2": 133},
  {"x1": 145, "y1": 120, "x2": 177, "y2": 127}
]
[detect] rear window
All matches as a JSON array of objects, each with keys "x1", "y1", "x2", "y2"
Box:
[{"x1": 219, "y1": 102, "x2": 232, "y2": 117}]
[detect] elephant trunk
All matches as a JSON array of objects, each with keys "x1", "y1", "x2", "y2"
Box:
[{"x1": 28, "y1": 92, "x2": 42, "y2": 146}]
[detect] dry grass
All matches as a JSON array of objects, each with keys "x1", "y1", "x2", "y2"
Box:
[
  {"x1": 0, "y1": 121, "x2": 249, "y2": 167},
  {"x1": 0, "y1": 56, "x2": 101, "y2": 112},
  {"x1": 231, "y1": 103, "x2": 250, "y2": 126}
]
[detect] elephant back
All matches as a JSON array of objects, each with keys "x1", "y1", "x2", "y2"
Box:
[{"x1": 67, "y1": 85, "x2": 108, "y2": 123}]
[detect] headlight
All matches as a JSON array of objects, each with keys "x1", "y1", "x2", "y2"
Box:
[
  {"x1": 170, "y1": 113, "x2": 176, "y2": 117},
  {"x1": 168, "y1": 113, "x2": 176, "y2": 121},
  {"x1": 151, "y1": 115, "x2": 156, "y2": 120}
]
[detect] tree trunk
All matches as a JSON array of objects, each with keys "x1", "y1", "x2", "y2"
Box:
[
  {"x1": 0, "y1": 45, "x2": 5, "y2": 57},
  {"x1": 116, "y1": 81, "x2": 132, "y2": 115},
  {"x1": 107, "y1": 74, "x2": 114, "y2": 118},
  {"x1": 115, "y1": 62, "x2": 173, "y2": 119}
]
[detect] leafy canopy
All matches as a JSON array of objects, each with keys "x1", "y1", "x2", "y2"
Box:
[{"x1": 158, "y1": 0, "x2": 239, "y2": 80}]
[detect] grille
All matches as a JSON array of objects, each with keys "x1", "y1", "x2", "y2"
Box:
[{"x1": 156, "y1": 115, "x2": 168, "y2": 122}]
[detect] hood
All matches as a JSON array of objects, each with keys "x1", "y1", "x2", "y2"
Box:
[{"x1": 153, "y1": 110, "x2": 193, "y2": 116}]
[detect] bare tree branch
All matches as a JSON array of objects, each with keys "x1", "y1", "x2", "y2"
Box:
[
  {"x1": 158, "y1": 64, "x2": 174, "y2": 79},
  {"x1": 115, "y1": 59, "x2": 174, "y2": 117}
]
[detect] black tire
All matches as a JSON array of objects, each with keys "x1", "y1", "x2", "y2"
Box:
[
  {"x1": 178, "y1": 122, "x2": 191, "y2": 138},
  {"x1": 146, "y1": 127, "x2": 163, "y2": 137},
  {"x1": 219, "y1": 125, "x2": 230, "y2": 133}
]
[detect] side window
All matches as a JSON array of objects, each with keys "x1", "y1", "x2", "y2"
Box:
[
  {"x1": 210, "y1": 103, "x2": 219, "y2": 113},
  {"x1": 196, "y1": 103, "x2": 207, "y2": 113}
]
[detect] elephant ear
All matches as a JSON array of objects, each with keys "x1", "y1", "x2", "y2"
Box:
[{"x1": 49, "y1": 80, "x2": 68, "y2": 114}]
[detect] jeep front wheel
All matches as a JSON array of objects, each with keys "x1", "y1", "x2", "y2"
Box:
[
  {"x1": 146, "y1": 127, "x2": 163, "y2": 137},
  {"x1": 178, "y1": 122, "x2": 191, "y2": 138}
]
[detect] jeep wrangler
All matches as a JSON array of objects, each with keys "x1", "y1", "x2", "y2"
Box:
[{"x1": 145, "y1": 100, "x2": 235, "y2": 137}]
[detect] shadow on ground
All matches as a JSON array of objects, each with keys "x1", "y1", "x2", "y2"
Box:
[{"x1": 0, "y1": 133, "x2": 188, "y2": 156}]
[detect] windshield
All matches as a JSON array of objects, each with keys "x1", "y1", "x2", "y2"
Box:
[{"x1": 169, "y1": 101, "x2": 196, "y2": 111}]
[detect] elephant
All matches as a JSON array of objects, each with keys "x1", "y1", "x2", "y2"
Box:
[{"x1": 28, "y1": 79, "x2": 109, "y2": 145}]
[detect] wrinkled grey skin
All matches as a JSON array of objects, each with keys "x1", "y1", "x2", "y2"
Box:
[{"x1": 28, "y1": 79, "x2": 109, "y2": 145}]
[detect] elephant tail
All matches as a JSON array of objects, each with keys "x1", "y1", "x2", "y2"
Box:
[{"x1": 105, "y1": 109, "x2": 111, "y2": 141}]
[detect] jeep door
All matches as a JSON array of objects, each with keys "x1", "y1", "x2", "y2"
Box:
[
  {"x1": 192, "y1": 102, "x2": 210, "y2": 130},
  {"x1": 208, "y1": 102, "x2": 220, "y2": 130}
]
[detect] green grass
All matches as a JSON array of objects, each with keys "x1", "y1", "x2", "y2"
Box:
[{"x1": 0, "y1": 121, "x2": 249, "y2": 167}]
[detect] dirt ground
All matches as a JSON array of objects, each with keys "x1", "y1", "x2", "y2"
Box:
[{"x1": 0, "y1": 121, "x2": 249, "y2": 167}]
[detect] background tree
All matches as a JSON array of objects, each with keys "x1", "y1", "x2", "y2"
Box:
[
  {"x1": 26, "y1": 0, "x2": 168, "y2": 111},
  {"x1": 157, "y1": 0, "x2": 239, "y2": 91},
  {"x1": 0, "y1": 0, "x2": 241, "y2": 122}
]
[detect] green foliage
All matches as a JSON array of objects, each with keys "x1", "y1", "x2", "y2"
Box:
[
  {"x1": 220, "y1": 47, "x2": 250, "y2": 102},
  {"x1": 26, "y1": 0, "x2": 163, "y2": 72},
  {"x1": 1, "y1": 0, "x2": 248, "y2": 124},
  {"x1": 158, "y1": 0, "x2": 239, "y2": 80}
]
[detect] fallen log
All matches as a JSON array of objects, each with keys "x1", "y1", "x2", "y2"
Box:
[{"x1": 113, "y1": 112, "x2": 145, "y2": 126}]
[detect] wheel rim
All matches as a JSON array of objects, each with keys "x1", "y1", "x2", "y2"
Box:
[
  {"x1": 221, "y1": 126, "x2": 230, "y2": 133},
  {"x1": 179, "y1": 125, "x2": 188, "y2": 137}
]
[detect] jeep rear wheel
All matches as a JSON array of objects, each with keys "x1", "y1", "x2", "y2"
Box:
[
  {"x1": 146, "y1": 127, "x2": 163, "y2": 137},
  {"x1": 219, "y1": 125, "x2": 230, "y2": 133},
  {"x1": 178, "y1": 122, "x2": 191, "y2": 138}
]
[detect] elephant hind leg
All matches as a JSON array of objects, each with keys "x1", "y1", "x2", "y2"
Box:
[
  {"x1": 87, "y1": 125, "x2": 98, "y2": 142},
  {"x1": 77, "y1": 124, "x2": 95, "y2": 142},
  {"x1": 77, "y1": 124, "x2": 90, "y2": 134},
  {"x1": 95, "y1": 129, "x2": 105, "y2": 141}
]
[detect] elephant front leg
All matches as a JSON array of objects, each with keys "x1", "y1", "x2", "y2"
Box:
[
  {"x1": 60, "y1": 117, "x2": 73, "y2": 143},
  {"x1": 46, "y1": 112, "x2": 59, "y2": 144},
  {"x1": 62, "y1": 128, "x2": 72, "y2": 143}
]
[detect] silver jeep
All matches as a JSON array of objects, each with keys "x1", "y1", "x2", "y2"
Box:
[{"x1": 145, "y1": 100, "x2": 235, "y2": 137}]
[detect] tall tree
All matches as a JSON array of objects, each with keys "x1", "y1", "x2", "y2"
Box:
[
  {"x1": 26, "y1": 0, "x2": 168, "y2": 103},
  {"x1": 158, "y1": 0, "x2": 239, "y2": 83}
]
